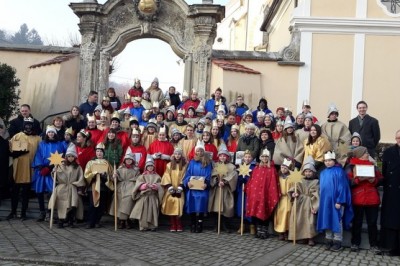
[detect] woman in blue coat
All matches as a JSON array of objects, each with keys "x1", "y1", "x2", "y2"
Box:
[
  {"x1": 183, "y1": 140, "x2": 212, "y2": 233},
  {"x1": 32, "y1": 125, "x2": 65, "y2": 222}
]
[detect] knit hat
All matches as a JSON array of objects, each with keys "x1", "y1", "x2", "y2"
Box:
[
  {"x1": 145, "y1": 155, "x2": 155, "y2": 168},
  {"x1": 218, "y1": 148, "x2": 231, "y2": 158},
  {"x1": 351, "y1": 132, "x2": 362, "y2": 144},
  {"x1": 302, "y1": 155, "x2": 316, "y2": 173},
  {"x1": 304, "y1": 113, "x2": 314, "y2": 121},
  {"x1": 171, "y1": 128, "x2": 181, "y2": 136},
  {"x1": 65, "y1": 143, "x2": 77, "y2": 158},
  {"x1": 123, "y1": 147, "x2": 136, "y2": 161},
  {"x1": 46, "y1": 125, "x2": 57, "y2": 134},
  {"x1": 152, "y1": 77, "x2": 159, "y2": 84},
  {"x1": 283, "y1": 116, "x2": 294, "y2": 130},
  {"x1": 352, "y1": 146, "x2": 368, "y2": 158},
  {"x1": 327, "y1": 104, "x2": 339, "y2": 118}
]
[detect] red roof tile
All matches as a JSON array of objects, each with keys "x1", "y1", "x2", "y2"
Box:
[
  {"x1": 212, "y1": 59, "x2": 261, "y2": 74},
  {"x1": 29, "y1": 53, "x2": 78, "y2": 68}
]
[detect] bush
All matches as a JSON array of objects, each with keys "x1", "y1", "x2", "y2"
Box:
[{"x1": 0, "y1": 63, "x2": 20, "y2": 126}]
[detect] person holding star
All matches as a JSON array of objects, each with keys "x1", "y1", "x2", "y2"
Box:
[{"x1": 32, "y1": 125, "x2": 66, "y2": 222}]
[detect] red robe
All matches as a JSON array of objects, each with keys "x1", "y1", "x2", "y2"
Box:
[
  {"x1": 76, "y1": 145, "x2": 95, "y2": 171},
  {"x1": 129, "y1": 144, "x2": 147, "y2": 173},
  {"x1": 148, "y1": 139, "x2": 174, "y2": 176},
  {"x1": 227, "y1": 138, "x2": 238, "y2": 153},
  {"x1": 120, "y1": 102, "x2": 133, "y2": 110},
  {"x1": 128, "y1": 87, "x2": 143, "y2": 97},
  {"x1": 86, "y1": 128, "x2": 103, "y2": 145},
  {"x1": 187, "y1": 143, "x2": 218, "y2": 162},
  {"x1": 245, "y1": 161, "x2": 280, "y2": 221},
  {"x1": 181, "y1": 99, "x2": 200, "y2": 114}
]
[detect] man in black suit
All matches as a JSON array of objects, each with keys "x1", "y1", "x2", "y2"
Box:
[
  {"x1": 348, "y1": 101, "x2": 380, "y2": 157},
  {"x1": 8, "y1": 104, "x2": 42, "y2": 138}
]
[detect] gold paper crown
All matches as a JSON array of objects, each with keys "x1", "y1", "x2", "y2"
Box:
[
  {"x1": 260, "y1": 149, "x2": 270, "y2": 157},
  {"x1": 79, "y1": 129, "x2": 89, "y2": 138},
  {"x1": 159, "y1": 125, "x2": 166, "y2": 134},
  {"x1": 212, "y1": 120, "x2": 218, "y2": 128},
  {"x1": 132, "y1": 97, "x2": 141, "y2": 103},
  {"x1": 65, "y1": 127, "x2": 74, "y2": 136},
  {"x1": 96, "y1": 142, "x2": 105, "y2": 150},
  {"x1": 177, "y1": 109, "x2": 185, "y2": 115},
  {"x1": 152, "y1": 101, "x2": 159, "y2": 108},
  {"x1": 129, "y1": 116, "x2": 138, "y2": 122},
  {"x1": 244, "y1": 150, "x2": 252, "y2": 156},
  {"x1": 217, "y1": 105, "x2": 225, "y2": 114},
  {"x1": 282, "y1": 158, "x2": 292, "y2": 168},
  {"x1": 100, "y1": 110, "x2": 108, "y2": 118},
  {"x1": 182, "y1": 91, "x2": 189, "y2": 97},
  {"x1": 216, "y1": 114, "x2": 225, "y2": 121},
  {"x1": 131, "y1": 128, "x2": 140, "y2": 135},
  {"x1": 111, "y1": 112, "x2": 120, "y2": 121},
  {"x1": 243, "y1": 109, "x2": 253, "y2": 117},
  {"x1": 203, "y1": 125, "x2": 211, "y2": 133},
  {"x1": 102, "y1": 96, "x2": 110, "y2": 101},
  {"x1": 134, "y1": 78, "x2": 140, "y2": 83},
  {"x1": 231, "y1": 124, "x2": 240, "y2": 131},
  {"x1": 124, "y1": 93, "x2": 131, "y2": 100},
  {"x1": 87, "y1": 114, "x2": 96, "y2": 122}
]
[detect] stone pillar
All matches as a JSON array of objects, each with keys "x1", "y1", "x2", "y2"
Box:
[
  {"x1": 70, "y1": 2, "x2": 102, "y2": 103},
  {"x1": 98, "y1": 51, "x2": 111, "y2": 100},
  {"x1": 188, "y1": 5, "x2": 224, "y2": 98}
]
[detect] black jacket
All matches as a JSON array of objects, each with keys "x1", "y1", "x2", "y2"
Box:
[
  {"x1": 381, "y1": 145, "x2": 400, "y2": 230},
  {"x1": 9, "y1": 115, "x2": 41, "y2": 138},
  {"x1": 348, "y1": 114, "x2": 380, "y2": 157}
]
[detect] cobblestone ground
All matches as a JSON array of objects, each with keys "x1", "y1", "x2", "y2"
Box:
[{"x1": 0, "y1": 218, "x2": 400, "y2": 266}]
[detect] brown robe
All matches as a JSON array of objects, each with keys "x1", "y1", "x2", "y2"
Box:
[
  {"x1": 288, "y1": 178, "x2": 320, "y2": 240},
  {"x1": 109, "y1": 166, "x2": 140, "y2": 220},
  {"x1": 48, "y1": 164, "x2": 86, "y2": 219},
  {"x1": 273, "y1": 135, "x2": 304, "y2": 166},
  {"x1": 130, "y1": 172, "x2": 163, "y2": 230},
  {"x1": 208, "y1": 162, "x2": 238, "y2": 218}
]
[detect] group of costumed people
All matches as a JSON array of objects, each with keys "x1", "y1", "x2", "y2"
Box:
[{"x1": 3, "y1": 78, "x2": 400, "y2": 256}]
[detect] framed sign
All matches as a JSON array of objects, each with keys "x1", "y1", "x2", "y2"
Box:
[
  {"x1": 355, "y1": 165, "x2": 375, "y2": 178},
  {"x1": 235, "y1": 151, "x2": 244, "y2": 165},
  {"x1": 189, "y1": 176, "x2": 205, "y2": 190},
  {"x1": 11, "y1": 140, "x2": 28, "y2": 151},
  {"x1": 92, "y1": 161, "x2": 109, "y2": 174}
]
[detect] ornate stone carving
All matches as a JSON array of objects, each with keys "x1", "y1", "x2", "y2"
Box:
[
  {"x1": 281, "y1": 27, "x2": 300, "y2": 61},
  {"x1": 133, "y1": 0, "x2": 161, "y2": 21},
  {"x1": 140, "y1": 21, "x2": 153, "y2": 35}
]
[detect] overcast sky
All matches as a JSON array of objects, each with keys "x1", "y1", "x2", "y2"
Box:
[{"x1": 0, "y1": 0, "x2": 228, "y2": 92}]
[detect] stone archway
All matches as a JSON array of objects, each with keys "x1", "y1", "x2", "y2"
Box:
[{"x1": 70, "y1": 0, "x2": 224, "y2": 102}]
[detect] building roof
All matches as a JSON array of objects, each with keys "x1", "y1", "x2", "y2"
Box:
[
  {"x1": 212, "y1": 49, "x2": 280, "y2": 61},
  {"x1": 212, "y1": 59, "x2": 261, "y2": 74},
  {"x1": 0, "y1": 43, "x2": 79, "y2": 54},
  {"x1": 29, "y1": 53, "x2": 79, "y2": 69}
]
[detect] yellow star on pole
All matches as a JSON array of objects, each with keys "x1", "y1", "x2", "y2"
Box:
[
  {"x1": 215, "y1": 162, "x2": 228, "y2": 176},
  {"x1": 288, "y1": 168, "x2": 303, "y2": 183},
  {"x1": 237, "y1": 164, "x2": 252, "y2": 176},
  {"x1": 47, "y1": 151, "x2": 64, "y2": 166}
]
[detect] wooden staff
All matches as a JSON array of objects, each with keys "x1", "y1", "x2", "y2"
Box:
[
  {"x1": 114, "y1": 162, "x2": 118, "y2": 231},
  {"x1": 241, "y1": 183, "x2": 245, "y2": 236},
  {"x1": 293, "y1": 182, "x2": 298, "y2": 245},
  {"x1": 218, "y1": 174, "x2": 222, "y2": 235},
  {"x1": 49, "y1": 166, "x2": 58, "y2": 229}
]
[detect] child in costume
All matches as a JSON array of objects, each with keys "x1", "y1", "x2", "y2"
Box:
[
  {"x1": 161, "y1": 147, "x2": 187, "y2": 232},
  {"x1": 288, "y1": 156, "x2": 320, "y2": 246},
  {"x1": 32, "y1": 125, "x2": 66, "y2": 222},
  {"x1": 274, "y1": 158, "x2": 295, "y2": 241},
  {"x1": 183, "y1": 140, "x2": 212, "y2": 233},
  {"x1": 49, "y1": 144, "x2": 85, "y2": 228},
  {"x1": 130, "y1": 156, "x2": 163, "y2": 231},
  {"x1": 208, "y1": 148, "x2": 238, "y2": 233},
  {"x1": 246, "y1": 149, "x2": 280, "y2": 239},
  {"x1": 109, "y1": 147, "x2": 140, "y2": 229},
  {"x1": 84, "y1": 143, "x2": 113, "y2": 228},
  {"x1": 317, "y1": 151, "x2": 353, "y2": 252},
  {"x1": 236, "y1": 150, "x2": 256, "y2": 234}
]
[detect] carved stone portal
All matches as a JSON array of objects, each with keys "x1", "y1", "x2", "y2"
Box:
[{"x1": 70, "y1": 0, "x2": 224, "y2": 102}]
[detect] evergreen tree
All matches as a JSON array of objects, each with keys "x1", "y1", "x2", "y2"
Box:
[
  {"x1": 0, "y1": 63, "x2": 20, "y2": 126},
  {"x1": 10, "y1": 24, "x2": 43, "y2": 45}
]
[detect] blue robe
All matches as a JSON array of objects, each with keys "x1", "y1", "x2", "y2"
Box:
[
  {"x1": 32, "y1": 141, "x2": 65, "y2": 193},
  {"x1": 236, "y1": 163, "x2": 255, "y2": 221},
  {"x1": 130, "y1": 106, "x2": 145, "y2": 123},
  {"x1": 317, "y1": 165, "x2": 353, "y2": 233},
  {"x1": 183, "y1": 159, "x2": 212, "y2": 213}
]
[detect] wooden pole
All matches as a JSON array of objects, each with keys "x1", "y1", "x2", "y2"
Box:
[
  {"x1": 217, "y1": 175, "x2": 222, "y2": 235},
  {"x1": 241, "y1": 183, "x2": 245, "y2": 236},
  {"x1": 50, "y1": 166, "x2": 57, "y2": 229},
  {"x1": 293, "y1": 182, "x2": 298, "y2": 245},
  {"x1": 114, "y1": 162, "x2": 118, "y2": 231}
]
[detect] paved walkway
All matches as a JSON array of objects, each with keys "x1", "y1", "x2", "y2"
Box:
[{"x1": 0, "y1": 217, "x2": 399, "y2": 266}]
